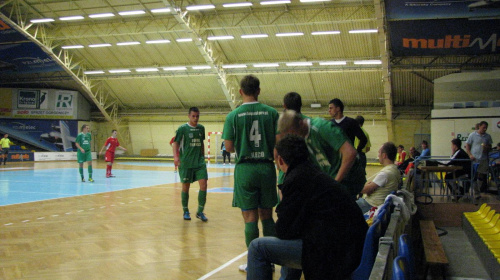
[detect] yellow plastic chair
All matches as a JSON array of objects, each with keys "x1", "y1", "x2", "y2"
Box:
[
  {"x1": 464, "y1": 203, "x2": 488, "y2": 218},
  {"x1": 481, "y1": 232, "x2": 500, "y2": 242},
  {"x1": 477, "y1": 220, "x2": 500, "y2": 238},
  {"x1": 474, "y1": 214, "x2": 500, "y2": 230},
  {"x1": 484, "y1": 240, "x2": 500, "y2": 249},
  {"x1": 468, "y1": 208, "x2": 494, "y2": 223},
  {"x1": 470, "y1": 210, "x2": 496, "y2": 226}
]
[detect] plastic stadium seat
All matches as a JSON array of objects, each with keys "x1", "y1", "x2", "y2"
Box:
[
  {"x1": 477, "y1": 220, "x2": 500, "y2": 240},
  {"x1": 398, "y1": 234, "x2": 415, "y2": 280},
  {"x1": 469, "y1": 210, "x2": 496, "y2": 226},
  {"x1": 467, "y1": 207, "x2": 493, "y2": 222},
  {"x1": 474, "y1": 214, "x2": 500, "y2": 230},
  {"x1": 464, "y1": 203, "x2": 488, "y2": 218},
  {"x1": 392, "y1": 256, "x2": 410, "y2": 280},
  {"x1": 351, "y1": 220, "x2": 382, "y2": 280}
]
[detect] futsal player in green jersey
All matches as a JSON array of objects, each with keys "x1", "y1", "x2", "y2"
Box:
[
  {"x1": 278, "y1": 110, "x2": 366, "y2": 199},
  {"x1": 75, "y1": 124, "x2": 94, "y2": 182},
  {"x1": 172, "y1": 107, "x2": 208, "y2": 222},
  {"x1": 222, "y1": 75, "x2": 279, "y2": 272}
]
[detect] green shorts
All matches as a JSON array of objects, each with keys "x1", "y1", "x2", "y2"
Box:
[
  {"x1": 179, "y1": 165, "x2": 208, "y2": 184},
  {"x1": 77, "y1": 150, "x2": 92, "y2": 163},
  {"x1": 233, "y1": 162, "x2": 278, "y2": 210}
]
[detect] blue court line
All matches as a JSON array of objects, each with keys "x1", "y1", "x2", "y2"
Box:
[{"x1": 0, "y1": 168, "x2": 230, "y2": 206}]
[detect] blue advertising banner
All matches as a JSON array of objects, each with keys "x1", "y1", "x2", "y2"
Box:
[
  {"x1": 389, "y1": 19, "x2": 500, "y2": 56},
  {"x1": 0, "y1": 43, "x2": 63, "y2": 73},
  {"x1": 0, "y1": 19, "x2": 27, "y2": 42},
  {"x1": 0, "y1": 120, "x2": 77, "y2": 151},
  {"x1": 386, "y1": 0, "x2": 500, "y2": 20}
]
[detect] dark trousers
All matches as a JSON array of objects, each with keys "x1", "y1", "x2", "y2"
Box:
[
  {"x1": 1, "y1": 148, "x2": 9, "y2": 164},
  {"x1": 222, "y1": 151, "x2": 230, "y2": 163},
  {"x1": 359, "y1": 152, "x2": 367, "y2": 175}
]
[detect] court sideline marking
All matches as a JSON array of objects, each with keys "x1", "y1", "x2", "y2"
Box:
[{"x1": 197, "y1": 251, "x2": 248, "y2": 280}]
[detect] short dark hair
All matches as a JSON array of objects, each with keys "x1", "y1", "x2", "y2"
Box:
[
  {"x1": 240, "y1": 75, "x2": 260, "y2": 97},
  {"x1": 479, "y1": 121, "x2": 488, "y2": 127},
  {"x1": 355, "y1": 115, "x2": 365, "y2": 126},
  {"x1": 398, "y1": 145, "x2": 404, "y2": 149},
  {"x1": 329, "y1": 98, "x2": 344, "y2": 112},
  {"x1": 276, "y1": 134, "x2": 309, "y2": 167},
  {"x1": 381, "y1": 142, "x2": 397, "y2": 161},
  {"x1": 283, "y1": 92, "x2": 302, "y2": 113},
  {"x1": 189, "y1": 107, "x2": 200, "y2": 114},
  {"x1": 81, "y1": 124, "x2": 88, "y2": 131},
  {"x1": 451, "y1": 138, "x2": 461, "y2": 148},
  {"x1": 111, "y1": 129, "x2": 117, "y2": 133},
  {"x1": 422, "y1": 140, "x2": 428, "y2": 146}
]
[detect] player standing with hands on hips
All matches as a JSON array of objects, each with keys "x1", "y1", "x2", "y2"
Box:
[
  {"x1": 99, "y1": 129, "x2": 127, "y2": 178},
  {"x1": 75, "y1": 124, "x2": 94, "y2": 182}
]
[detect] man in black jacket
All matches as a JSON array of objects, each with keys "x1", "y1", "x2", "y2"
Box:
[
  {"x1": 444, "y1": 138, "x2": 471, "y2": 198},
  {"x1": 246, "y1": 135, "x2": 368, "y2": 280},
  {"x1": 328, "y1": 98, "x2": 367, "y2": 154}
]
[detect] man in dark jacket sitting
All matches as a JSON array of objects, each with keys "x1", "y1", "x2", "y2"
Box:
[
  {"x1": 246, "y1": 134, "x2": 368, "y2": 280},
  {"x1": 444, "y1": 138, "x2": 471, "y2": 198}
]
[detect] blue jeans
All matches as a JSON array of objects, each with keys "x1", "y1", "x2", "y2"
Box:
[
  {"x1": 247, "y1": 237, "x2": 303, "y2": 280},
  {"x1": 356, "y1": 197, "x2": 373, "y2": 214}
]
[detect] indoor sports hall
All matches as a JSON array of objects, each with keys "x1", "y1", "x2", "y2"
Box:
[{"x1": 0, "y1": 0, "x2": 499, "y2": 279}]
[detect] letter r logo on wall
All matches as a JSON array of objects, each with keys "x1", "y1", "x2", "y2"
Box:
[{"x1": 56, "y1": 94, "x2": 73, "y2": 108}]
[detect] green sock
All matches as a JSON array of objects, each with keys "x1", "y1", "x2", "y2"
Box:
[
  {"x1": 262, "y1": 218, "x2": 276, "y2": 237},
  {"x1": 181, "y1": 191, "x2": 189, "y2": 213},
  {"x1": 88, "y1": 166, "x2": 93, "y2": 179},
  {"x1": 197, "y1": 190, "x2": 207, "y2": 214},
  {"x1": 79, "y1": 167, "x2": 84, "y2": 179},
  {"x1": 244, "y1": 221, "x2": 259, "y2": 247}
]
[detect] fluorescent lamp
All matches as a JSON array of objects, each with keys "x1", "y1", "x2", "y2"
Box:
[
  {"x1": 89, "y1": 43, "x2": 112, "y2": 48},
  {"x1": 151, "y1": 8, "x2": 171, "y2": 13},
  {"x1": 208, "y1": 35, "x2": 234, "y2": 41},
  {"x1": 241, "y1": 34, "x2": 268, "y2": 39},
  {"x1": 276, "y1": 32, "x2": 304, "y2": 37},
  {"x1": 301, "y1": 0, "x2": 331, "y2": 2},
  {"x1": 311, "y1": 31, "x2": 340, "y2": 35},
  {"x1": 222, "y1": 64, "x2": 247, "y2": 69},
  {"x1": 89, "y1": 13, "x2": 115, "y2": 18},
  {"x1": 136, "y1": 68, "x2": 159, "y2": 72},
  {"x1": 163, "y1": 66, "x2": 187, "y2": 71},
  {"x1": 59, "y1": 16, "x2": 84, "y2": 21},
  {"x1": 118, "y1": 10, "x2": 146, "y2": 16},
  {"x1": 286, "y1": 62, "x2": 313, "y2": 66},
  {"x1": 310, "y1": 103, "x2": 322, "y2": 108},
  {"x1": 192, "y1": 66, "x2": 212, "y2": 70},
  {"x1": 84, "y1": 71, "x2": 105, "y2": 74},
  {"x1": 109, "y1": 69, "x2": 131, "y2": 73},
  {"x1": 319, "y1": 61, "x2": 346, "y2": 65},
  {"x1": 186, "y1": 4, "x2": 216, "y2": 10},
  {"x1": 253, "y1": 63, "x2": 279, "y2": 68},
  {"x1": 146, "y1": 40, "x2": 171, "y2": 44},
  {"x1": 176, "y1": 38, "x2": 193, "y2": 42},
  {"x1": 30, "y1": 18, "x2": 55, "y2": 23},
  {"x1": 117, "y1": 41, "x2": 141, "y2": 46},
  {"x1": 354, "y1": 60, "x2": 382, "y2": 65},
  {"x1": 261, "y1": 0, "x2": 291, "y2": 5},
  {"x1": 61, "y1": 45, "x2": 84, "y2": 49},
  {"x1": 223, "y1": 2, "x2": 253, "y2": 7},
  {"x1": 349, "y1": 29, "x2": 378, "y2": 34}
]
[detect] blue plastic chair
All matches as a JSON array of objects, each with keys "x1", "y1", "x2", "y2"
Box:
[
  {"x1": 398, "y1": 234, "x2": 415, "y2": 280},
  {"x1": 374, "y1": 209, "x2": 388, "y2": 236},
  {"x1": 351, "y1": 219, "x2": 382, "y2": 280},
  {"x1": 392, "y1": 256, "x2": 410, "y2": 280}
]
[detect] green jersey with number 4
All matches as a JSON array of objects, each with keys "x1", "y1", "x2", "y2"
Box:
[{"x1": 222, "y1": 102, "x2": 279, "y2": 164}]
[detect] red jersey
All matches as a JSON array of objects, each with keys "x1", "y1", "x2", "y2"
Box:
[{"x1": 104, "y1": 137, "x2": 120, "y2": 153}]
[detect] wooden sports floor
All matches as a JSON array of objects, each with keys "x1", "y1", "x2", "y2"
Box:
[{"x1": 0, "y1": 160, "x2": 382, "y2": 280}]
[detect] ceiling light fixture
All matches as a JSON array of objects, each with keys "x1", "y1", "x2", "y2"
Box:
[
  {"x1": 353, "y1": 60, "x2": 382, "y2": 65},
  {"x1": 192, "y1": 66, "x2": 212, "y2": 70},
  {"x1": 300, "y1": 0, "x2": 331, "y2": 2},
  {"x1": 311, "y1": 31, "x2": 340, "y2": 35},
  {"x1": 186, "y1": 4, "x2": 216, "y2": 10},
  {"x1": 207, "y1": 35, "x2": 234, "y2": 40},
  {"x1": 117, "y1": 42, "x2": 141, "y2": 46},
  {"x1": 286, "y1": 62, "x2": 313, "y2": 66},
  {"x1": 61, "y1": 45, "x2": 84, "y2": 49},
  {"x1": 260, "y1": 0, "x2": 291, "y2": 5},
  {"x1": 84, "y1": 71, "x2": 105, "y2": 74},
  {"x1": 89, "y1": 43, "x2": 112, "y2": 48},
  {"x1": 118, "y1": 10, "x2": 146, "y2": 16},
  {"x1": 163, "y1": 66, "x2": 188, "y2": 71},
  {"x1": 319, "y1": 61, "x2": 347, "y2": 65},
  {"x1": 59, "y1": 16, "x2": 84, "y2": 21},
  {"x1": 146, "y1": 40, "x2": 171, "y2": 44},
  {"x1": 89, "y1": 13, "x2": 115, "y2": 18},
  {"x1": 222, "y1": 64, "x2": 247, "y2": 69},
  {"x1": 176, "y1": 38, "x2": 193, "y2": 42},
  {"x1": 253, "y1": 63, "x2": 280, "y2": 67},
  {"x1": 349, "y1": 29, "x2": 378, "y2": 34},
  {"x1": 241, "y1": 34, "x2": 269, "y2": 39},
  {"x1": 223, "y1": 2, "x2": 253, "y2": 7},
  {"x1": 30, "y1": 18, "x2": 55, "y2": 23},
  {"x1": 151, "y1": 8, "x2": 171, "y2": 13},
  {"x1": 136, "y1": 68, "x2": 159, "y2": 72},
  {"x1": 109, "y1": 69, "x2": 131, "y2": 73},
  {"x1": 276, "y1": 32, "x2": 304, "y2": 37}
]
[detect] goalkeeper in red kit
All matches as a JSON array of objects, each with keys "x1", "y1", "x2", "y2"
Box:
[{"x1": 99, "y1": 129, "x2": 127, "y2": 178}]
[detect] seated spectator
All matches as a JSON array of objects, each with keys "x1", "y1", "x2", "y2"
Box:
[
  {"x1": 395, "y1": 145, "x2": 408, "y2": 166},
  {"x1": 356, "y1": 142, "x2": 401, "y2": 214},
  {"x1": 443, "y1": 138, "x2": 471, "y2": 197},
  {"x1": 399, "y1": 146, "x2": 420, "y2": 173},
  {"x1": 414, "y1": 140, "x2": 430, "y2": 167},
  {"x1": 247, "y1": 134, "x2": 368, "y2": 280}
]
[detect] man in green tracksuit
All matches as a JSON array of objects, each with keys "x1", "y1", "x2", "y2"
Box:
[{"x1": 75, "y1": 124, "x2": 93, "y2": 182}]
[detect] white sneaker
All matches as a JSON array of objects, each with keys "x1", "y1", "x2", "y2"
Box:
[
  {"x1": 238, "y1": 263, "x2": 247, "y2": 272},
  {"x1": 223, "y1": 163, "x2": 226, "y2": 165}
]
